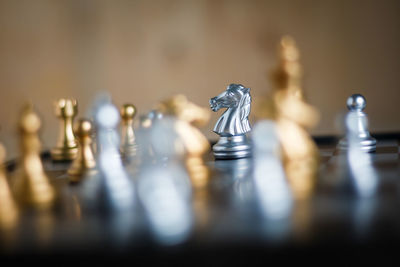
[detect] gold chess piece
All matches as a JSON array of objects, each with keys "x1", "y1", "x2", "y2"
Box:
[
  {"x1": 68, "y1": 119, "x2": 97, "y2": 182},
  {"x1": 158, "y1": 95, "x2": 211, "y2": 188},
  {"x1": 263, "y1": 36, "x2": 320, "y2": 199},
  {"x1": 0, "y1": 144, "x2": 19, "y2": 229},
  {"x1": 14, "y1": 105, "x2": 55, "y2": 209},
  {"x1": 120, "y1": 104, "x2": 138, "y2": 159},
  {"x1": 51, "y1": 98, "x2": 78, "y2": 161}
]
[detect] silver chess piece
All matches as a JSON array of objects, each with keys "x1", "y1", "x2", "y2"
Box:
[
  {"x1": 95, "y1": 100, "x2": 135, "y2": 211},
  {"x1": 209, "y1": 84, "x2": 252, "y2": 159},
  {"x1": 338, "y1": 94, "x2": 376, "y2": 152}
]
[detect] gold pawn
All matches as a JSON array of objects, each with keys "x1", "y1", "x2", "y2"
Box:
[
  {"x1": 0, "y1": 144, "x2": 19, "y2": 229},
  {"x1": 68, "y1": 119, "x2": 97, "y2": 182},
  {"x1": 51, "y1": 98, "x2": 78, "y2": 161},
  {"x1": 120, "y1": 104, "x2": 138, "y2": 159},
  {"x1": 14, "y1": 105, "x2": 55, "y2": 209}
]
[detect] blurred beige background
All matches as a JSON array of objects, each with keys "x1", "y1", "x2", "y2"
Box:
[{"x1": 0, "y1": 0, "x2": 399, "y2": 159}]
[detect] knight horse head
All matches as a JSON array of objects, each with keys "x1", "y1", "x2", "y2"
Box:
[{"x1": 210, "y1": 84, "x2": 252, "y2": 136}]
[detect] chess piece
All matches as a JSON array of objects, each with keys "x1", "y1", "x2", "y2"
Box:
[
  {"x1": 120, "y1": 103, "x2": 138, "y2": 159},
  {"x1": 252, "y1": 121, "x2": 292, "y2": 220},
  {"x1": 137, "y1": 117, "x2": 193, "y2": 244},
  {"x1": 157, "y1": 95, "x2": 211, "y2": 188},
  {"x1": 68, "y1": 119, "x2": 97, "y2": 182},
  {"x1": 51, "y1": 98, "x2": 78, "y2": 161},
  {"x1": 134, "y1": 110, "x2": 164, "y2": 165},
  {"x1": 338, "y1": 94, "x2": 376, "y2": 152},
  {"x1": 258, "y1": 36, "x2": 320, "y2": 199},
  {"x1": 209, "y1": 84, "x2": 252, "y2": 159},
  {"x1": 95, "y1": 101, "x2": 135, "y2": 211},
  {"x1": 347, "y1": 134, "x2": 378, "y2": 197},
  {"x1": 13, "y1": 105, "x2": 55, "y2": 208},
  {"x1": 0, "y1": 144, "x2": 19, "y2": 229}
]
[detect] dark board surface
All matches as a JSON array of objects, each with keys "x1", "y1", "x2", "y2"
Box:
[{"x1": 1, "y1": 135, "x2": 400, "y2": 264}]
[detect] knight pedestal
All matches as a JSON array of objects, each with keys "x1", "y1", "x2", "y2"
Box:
[{"x1": 212, "y1": 135, "x2": 251, "y2": 159}]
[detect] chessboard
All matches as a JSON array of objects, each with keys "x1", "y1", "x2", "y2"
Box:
[
  {"x1": 0, "y1": 37, "x2": 398, "y2": 265},
  {"x1": 1, "y1": 134, "x2": 400, "y2": 263}
]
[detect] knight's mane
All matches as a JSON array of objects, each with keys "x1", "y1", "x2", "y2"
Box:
[{"x1": 238, "y1": 89, "x2": 251, "y2": 121}]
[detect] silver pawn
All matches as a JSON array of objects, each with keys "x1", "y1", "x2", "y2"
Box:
[
  {"x1": 209, "y1": 84, "x2": 252, "y2": 159},
  {"x1": 95, "y1": 101, "x2": 135, "y2": 211},
  {"x1": 338, "y1": 94, "x2": 376, "y2": 152}
]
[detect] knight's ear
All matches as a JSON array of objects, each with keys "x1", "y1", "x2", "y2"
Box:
[{"x1": 242, "y1": 88, "x2": 250, "y2": 94}]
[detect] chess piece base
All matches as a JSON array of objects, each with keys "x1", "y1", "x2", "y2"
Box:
[
  {"x1": 337, "y1": 136, "x2": 377, "y2": 153},
  {"x1": 51, "y1": 147, "x2": 78, "y2": 161},
  {"x1": 121, "y1": 145, "x2": 138, "y2": 159},
  {"x1": 213, "y1": 135, "x2": 252, "y2": 159}
]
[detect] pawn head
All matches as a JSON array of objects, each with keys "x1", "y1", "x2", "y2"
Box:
[
  {"x1": 95, "y1": 103, "x2": 120, "y2": 129},
  {"x1": 75, "y1": 119, "x2": 93, "y2": 138},
  {"x1": 347, "y1": 94, "x2": 366, "y2": 112},
  {"x1": 120, "y1": 104, "x2": 136, "y2": 120},
  {"x1": 19, "y1": 105, "x2": 41, "y2": 134}
]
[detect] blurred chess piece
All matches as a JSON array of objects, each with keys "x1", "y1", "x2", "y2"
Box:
[
  {"x1": 209, "y1": 84, "x2": 252, "y2": 159},
  {"x1": 51, "y1": 98, "x2": 78, "y2": 161},
  {"x1": 158, "y1": 95, "x2": 211, "y2": 188},
  {"x1": 252, "y1": 121, "x2": 292, "y2": 220},
  {"x1": 137, "y1": 116, "x2": 193, "y2": 245},
  {"x1": 0, "y1": 144, "x2": 19, "y2": 229},
  {"x1": 338, "y1": 94, "x2": 376, "y2": 152},
  {"x1": 95, "y1": 101, "x2": 135, "y2": 211},
  {"x1": 120, "y1": 104, "x2": 138, "y2": 160},
  {"x1": 134, "y1": 110, "x2": 165, "y2": 168},
  {"x1": 260, "y1": 36, "x2": 320, "y2": 199},
  {"x1": 13, "y1": 105, "x2": 55, "y2": 209},
  {"x1": 68, "y1": 119, "x2": 97, "y2": 182}
]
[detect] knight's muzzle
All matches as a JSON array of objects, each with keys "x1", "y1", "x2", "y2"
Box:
[{"x1": 209, "y1": 98, "x2": 217, "y2": 110}]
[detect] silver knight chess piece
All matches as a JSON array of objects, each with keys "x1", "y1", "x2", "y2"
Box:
[
  {"x1": 338, "y1": 94, "x2": 377, "y2": 152},
  {"x1": 209, "y1": 84, "x2": 252, "y2": 159}
]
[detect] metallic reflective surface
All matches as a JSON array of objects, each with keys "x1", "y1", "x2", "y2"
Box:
[
  {"x1": 95, "y1": 101, "x2": 135, "y2": 212},
  {"x1": 51, "y1": 98, "x2": 78, "y2": 161},
  {"x1": 157, "y1": 95, "x2": 211, "y2": 188},
  {"x1": 347, "y1": 94, "x2": 367, "y2": 111},
  {"x1": 137, "y1": 117, "x2": 193, "y2": 245},
  {"x1": 13, "y1": 105, "x2": 55, "y2": 209},
  {"x1": 1, "y1": 134, "x2": 400, "y2": 255},
  {"x1": 0, "y1": 144, "x2": 18, "y2": 229},
  {"x1": 120, "y1": 103, "x2": 138, "y2": 160},
  {"x1": 252, "y1": 121, "x2": 292, "y2": 220},
  {"x1": 338, "y1": 94, "x2": 377, "y2": 152},
  {"x1": 138, "y1": 163, "x2": 193, "y2": 245},
  {"x1": 67, "y1": 119, "x2": 97, "y2": 181},
  {"x1": 212, "y1": 135, "x2": 252, "y2": 159},
  {"x1": 258, "y1": 36, "x2": 320, "y2": 199},
  {"x1": 158, "y1": 95, "x2": 210, "y2": 156},
  {"x1": 209, "y1": 84, "x2": 252, "y2": 159}
]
